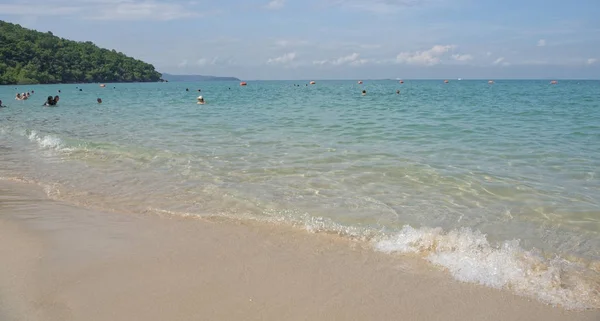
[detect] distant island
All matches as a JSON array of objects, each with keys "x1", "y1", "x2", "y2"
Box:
[
  {"x1": 161, "y1": 73, "x2": 240, "y2": 82},
  {"x1": 0, "y1": 21, "x2": 162, "y2": 85}
]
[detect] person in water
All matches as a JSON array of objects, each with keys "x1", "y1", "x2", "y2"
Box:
[
  {"x1": 97, "y1": 98, "x2": 102, "y2": 104},
  {"x1": 15, "y1": 93, "x2": 22, "y2": 100},
  {"x1": 396, "y1": 90, "x2": 400, "y2": 94},
  {"x1": 197, "y1": 96, "x2": 205, "y2": 105},
  {"x1": 0, "y1": 100, "x2": 6, "y2": 107},
  {"x1": 186, "y1": 88, "x2": 189, "y2": 92},
  {"x1": 362, "y1": 90, "x2": 367, "y2": 96},
  {"x1": 44, "y1": 95, "x2": 60, "y2": 106}
]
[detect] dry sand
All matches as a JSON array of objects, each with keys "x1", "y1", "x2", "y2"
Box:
[{"x1": 1, "y1": 180, "x2": 598, "y2": 321}]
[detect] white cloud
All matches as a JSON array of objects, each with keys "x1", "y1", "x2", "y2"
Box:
[
  {"x1": 313, "y1": 53, "x2": 369, "y2": 66},
  {"x1": 396, "y1": 45, "x2": 456, "y2": 66},
  {"x1": 452, "y1": 54, "x2": 473, "y2": 62},
  {"x1": 267, "y1": 52, "x2": 296, "y2": 65},
  {"x1": 178, "y1": 60, "x2": 188, "y2": 68},
  {"x1": 486, "y1": 52, "x2": 493, "y2": 56},
  {"x1": 197, "y1": 58, "x2": 208, "y2": 66},
  {"x1": 537, "y1": 39, "x2": 546, "y2": 47},
  {"x1": 265, "y1": 0, "x2": 285, "y2": 10},
  {"x1": 587, "y1": 58, "x2": 597, "y2": 65},
  {"x1": 492, "y1": 57, "x2": 505, "y2": 65},
  {"x1": 332, "y1": 53, "x2": 359, "y2": 65}
]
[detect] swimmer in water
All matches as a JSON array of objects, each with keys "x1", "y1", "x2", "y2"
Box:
[
  {"x1": 362, "y1": 90, "x2": 367, "y2": 96},
  {"x1": 43, "y1": 96, "x2": 54, "y2": 106},
  {"x1": 396, "y1": 90, "x2": 400, "y2": 94},
  {"x1": 97, "y1": 98, "x2": 102, "y2": 104},
  {"x1": 186, "y1": 88, "x2": 189, "y2": 92},
  {"x1": 15, "y1": 93, "x2": 22, "y2": 100},
  {"x1": 0, "y1": 100, "x2": 6, "y2": 107},
  {"x1": 197, "y1": 96, "x2": 205, "y2": 105}
]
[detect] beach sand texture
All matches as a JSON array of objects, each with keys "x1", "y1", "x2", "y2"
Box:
[{"x1": 1, "y1": 180, "x2": 598, "y2": 321}]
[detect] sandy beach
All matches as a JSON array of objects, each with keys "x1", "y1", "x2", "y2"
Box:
[{"x1": 0, "y1": 180, "x2": 598, "y2": 321}]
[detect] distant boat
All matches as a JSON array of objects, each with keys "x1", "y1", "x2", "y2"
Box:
[
  {"x1": 310, "y1": 81, "x2": 316, "y2": 85},
  {"x1": 550, "y1": 80, "x2": 558, "y2": 85},
  {"x1": 240, "y1": 82, "x2": 247, "y2": 86},
  {"x1": 358, "y1": 81, "x2": 363, "y2": 84},
  {"x1": 444, "y1": 80, "x2": 449, "y2": 83},
  {"x1": 458, "y1": 78, "x2": 462, "y2": 81}
]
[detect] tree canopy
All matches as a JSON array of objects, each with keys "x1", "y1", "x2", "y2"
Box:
[{"x1": 0, "y1": 21, "x2": 162, "y2": 85}]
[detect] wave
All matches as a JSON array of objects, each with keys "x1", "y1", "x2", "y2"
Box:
[
  {"x1": 26, "y1": 130, "x2": 71, "y2": 151},
  {"x1": 375, "y1": 225, "x2": 599, "y2": 310},
  {"x1": 144, "y1": 206, "x2": 599, "y2": 310},
  {"x1": 1, "y1": 173, "x2": 598, "y2": 311}
]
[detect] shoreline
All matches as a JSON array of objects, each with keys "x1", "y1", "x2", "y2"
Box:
[{"x1": 1, "y1": 180, "x2": 598, "y2": 321}]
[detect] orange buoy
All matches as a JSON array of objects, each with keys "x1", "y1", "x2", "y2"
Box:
[
  {"x1": 550, "y1": 80, "x2": 558, "y2": 85},
  {"x1": 444, "y1": 80, "x2": 449, "y2": 83},
  {"x1": 358, "y1": 81, "x2": 363, "y2": 84},
  {"x1": 240, "y1": 82, "x2": 247, "y2": 86},
  {"x1": 310, "y1": 81, "x2": 316, "y2": 85}
]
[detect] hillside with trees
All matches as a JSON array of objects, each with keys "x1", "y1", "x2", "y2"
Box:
[{"x1": 0, "y1": 21, "x2": 162, "y2": 85}]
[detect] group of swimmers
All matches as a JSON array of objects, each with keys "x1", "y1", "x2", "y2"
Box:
[
  {"x1": 15, "y1": 92, "x2": 33, "y2": 100},
  {"x1": 2, "y1": 90, "x2": 104, "y2": 108}
]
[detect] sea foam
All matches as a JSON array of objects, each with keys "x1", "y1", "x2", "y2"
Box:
[
  {"x1": 27, "y1": 130, "x2": 71, "y2": 151},
  {"x1": 375, "y1": 225, "x2": 599, "y2": 310}
]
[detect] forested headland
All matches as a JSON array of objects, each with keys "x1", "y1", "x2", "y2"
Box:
[{"x1": 0, "y1": 21, "x2": 162, "y2": 85}]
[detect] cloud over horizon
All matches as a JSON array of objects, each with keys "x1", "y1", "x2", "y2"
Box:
[{"x1": 1, "y1": 0, "x2": 599, "y2": 79}]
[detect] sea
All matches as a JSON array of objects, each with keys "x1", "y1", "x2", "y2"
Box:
[{"x1": 1, "y1": 80, "x2": 599, "y2": 309}]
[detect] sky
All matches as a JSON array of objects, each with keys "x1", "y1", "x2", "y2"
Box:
[{"x1": 1, "y1": 0, "x2": 599, "y2": 79}]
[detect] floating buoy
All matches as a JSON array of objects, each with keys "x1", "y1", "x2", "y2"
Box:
[
  {"x1": 100, "y1": 84, "x2": 106, "y2": 87},
  {"x1": 240, "y1": 82, "x2": 247, "y2": 86},
  {"x1": 358, "y1": 81, "x2": 363, "y2": 84},
  {"x1": 488, "y1": 80, "x2": 494, "y2": 84},
  {"x1": 444, "y1": 80, "x2": 449, "y2": 83},
  {"x1": 550, "y1": 80, "x2": 558, "y2": 85},
  {"x1": 310, "y1": 81, "x2": 316, "y2": 85}
]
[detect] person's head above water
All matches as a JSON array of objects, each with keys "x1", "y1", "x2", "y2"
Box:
[
  {"x1": 197, "y1": 96, "x2": 205, "y2": 104},
  {"x1": 97, "y1": 98, "x2": 102, "y2": 104}
]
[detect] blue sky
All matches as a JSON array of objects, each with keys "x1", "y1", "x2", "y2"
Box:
[{"x1": 1, "y1": 0, "x2": 599, "y2": 79}]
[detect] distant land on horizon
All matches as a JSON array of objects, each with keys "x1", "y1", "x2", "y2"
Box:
[{"x1": 161, "y1": 73, "x2": 240, "y2": 82}]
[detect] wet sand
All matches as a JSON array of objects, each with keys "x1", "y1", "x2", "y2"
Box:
[{"x1": 1, "y1": 180, "x2": 598, "y2": 321}]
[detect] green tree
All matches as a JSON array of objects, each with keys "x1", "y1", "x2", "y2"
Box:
[{"x1": 0, "y1": 20, "x2": 162, "y2": 85}]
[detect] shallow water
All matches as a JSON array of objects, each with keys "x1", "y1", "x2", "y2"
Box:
[{"x1": 1, "y1": 80, "x2": 599, "y2": 308}]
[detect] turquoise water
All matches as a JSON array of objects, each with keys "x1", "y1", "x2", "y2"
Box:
[{"x1": 1, "y1": 80, "x2": 599, "y2": 308}]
